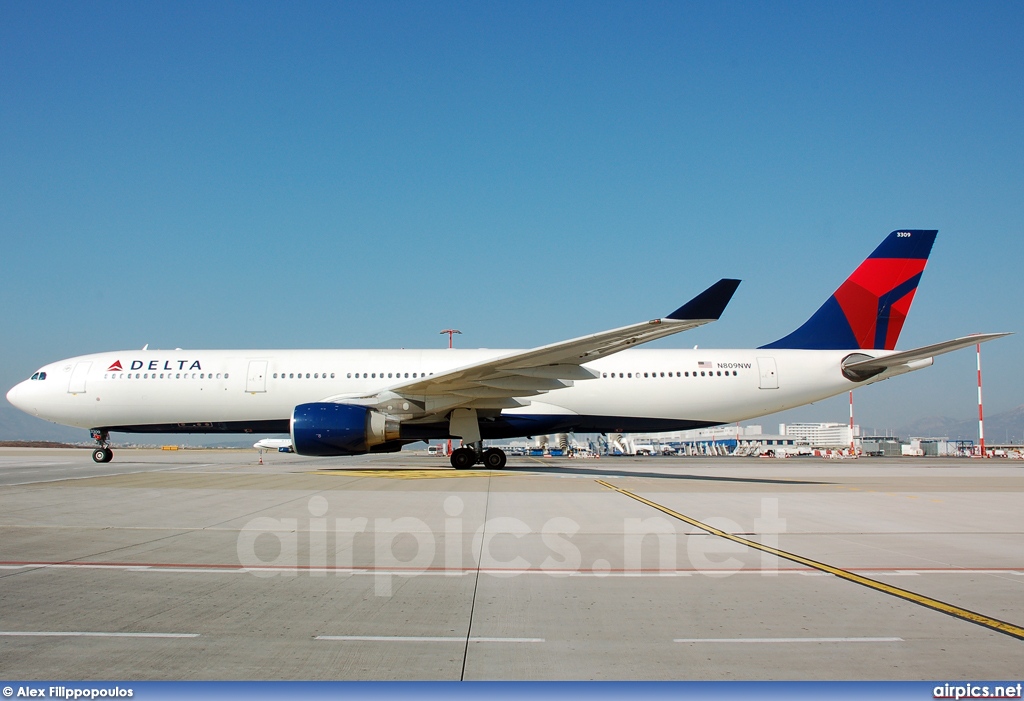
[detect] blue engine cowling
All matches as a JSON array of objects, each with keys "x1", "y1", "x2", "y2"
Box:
[{"x1": 291, "y1": 403, "x2": 400, "y2": 456}]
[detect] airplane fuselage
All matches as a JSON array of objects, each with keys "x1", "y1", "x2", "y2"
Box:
[{"x1": 6, "y1": 347, "x2": 914, "y2": 439}]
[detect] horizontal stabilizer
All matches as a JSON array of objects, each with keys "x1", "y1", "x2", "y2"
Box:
[{"x1": 842, "y1": 333, "x2": 1010, "y2": 381}]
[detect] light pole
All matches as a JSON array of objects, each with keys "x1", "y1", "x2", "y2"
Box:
[
  {"x1": 440, "y1": 329, "x2": 461, "y2": 349},
  {"x1": 440, "y1": 329, "x2": 462, "y2": 456}
]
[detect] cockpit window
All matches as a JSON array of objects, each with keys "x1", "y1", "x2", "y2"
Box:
[{"x1": 30, "y1": 372, "x2": 46, "y2": 380}]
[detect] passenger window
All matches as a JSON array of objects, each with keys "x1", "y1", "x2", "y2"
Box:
[
  {"x1": 331, "y1": 373, "x2": 335, "y2": 378},
  {"x1": 701, "y1": 371, "x2": 705, "y2": 376},
  {"x1": 627, "y1": 373, "x2": 632, "y2": 378},
  {"x1": 314, "y1": 373, "x2": 319, "y2": 379}
]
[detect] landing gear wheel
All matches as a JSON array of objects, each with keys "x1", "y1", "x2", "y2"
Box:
[
  {"x1": 450, "y1": 447, "x2": 477, "y2": 470},
  {"x1": 92, "y1": 448, "x2": 112, "y2": 463},
  {"x1": 482, "y1": 448, "x2": 507, "y2": 469}
]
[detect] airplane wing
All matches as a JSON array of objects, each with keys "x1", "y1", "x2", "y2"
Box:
[
  {"x1": 842, "y1": 332, "x2": 1010, "y2": 381},
  {"x1": 332, "y1": 279, "x2": 740, "y2": 414}
]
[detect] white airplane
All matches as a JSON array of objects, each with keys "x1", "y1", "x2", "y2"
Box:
[
  {"x1": 6, "y1": 230, "x2": 1007, "y2": 469},
  {"x1": 253, "y1": 438, "x2": 293, "y2": 453}
]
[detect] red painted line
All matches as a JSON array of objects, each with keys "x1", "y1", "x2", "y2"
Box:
[{"x1": 2, "y1": 561, "x2": 1022, "y2": 574}]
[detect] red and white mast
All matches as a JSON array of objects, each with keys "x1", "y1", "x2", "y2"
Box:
[
  {"x1": 977, "y1": 342, "x2": 986, "y2": 458},
  {"x1": 849, "y1": 390, "x2": 855, "y2": 455}
]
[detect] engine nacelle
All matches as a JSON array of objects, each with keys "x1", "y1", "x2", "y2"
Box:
[{"x1": 291, "y1": 403, "x2": 400, "y2": 456}]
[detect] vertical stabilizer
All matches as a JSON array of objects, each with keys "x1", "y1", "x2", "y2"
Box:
[{"x1": 760, "y1": 230, "x2": 937, "y2": 350}]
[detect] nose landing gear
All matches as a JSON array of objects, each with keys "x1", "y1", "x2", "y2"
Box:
[{"x1": 90, "y1": 429, "x2": 113, "y2": 463}]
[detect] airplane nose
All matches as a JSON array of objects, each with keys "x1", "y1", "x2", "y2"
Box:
[{"x1": 7, "y1": 382, "x2": 24, "y2": 409}]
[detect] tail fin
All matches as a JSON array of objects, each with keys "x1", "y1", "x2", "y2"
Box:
[{"x1": 760, "y1": 230, "x2": 937, "y2": 350}]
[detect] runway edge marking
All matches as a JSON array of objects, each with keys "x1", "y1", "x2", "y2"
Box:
[{"x1": 595, "y1": 479, "x2": 1024, "y2": 641}]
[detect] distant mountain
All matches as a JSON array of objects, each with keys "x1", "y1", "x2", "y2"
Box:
[
  {"x1": 0, "y1": 405, "x2": 86, "y2": 442},
  {"x1": 893, "y1": 404, "x2": 1024, "y2": 443}
]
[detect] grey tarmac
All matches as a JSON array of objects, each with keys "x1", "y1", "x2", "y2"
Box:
[{"x1": 0, "y1": 448, "x2": 1021, "y2": 680}]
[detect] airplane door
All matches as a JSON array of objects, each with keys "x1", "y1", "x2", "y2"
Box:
[
  {"x1": 68, "y1": 362, "x2": 92, "y2": 394},
  {"x1": 246, "y1": 360, "x2": 268, "y2": 393},
  {"x1": 756, "y1": 357, "x2": 778, "y2": 389}
]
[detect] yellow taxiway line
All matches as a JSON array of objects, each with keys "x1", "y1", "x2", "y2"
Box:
[{"x1": 595, "y1": 479, "x2": 1024, "y2": 641}]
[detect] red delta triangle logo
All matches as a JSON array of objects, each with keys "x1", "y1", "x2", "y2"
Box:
[{"x1": 107, "y1": 360, "x2": 123, "y2": 372}]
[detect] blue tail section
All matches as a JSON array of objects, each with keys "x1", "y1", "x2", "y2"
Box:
[{"x1": 760, "y1": 230, "x2": 937, "y2": 350}]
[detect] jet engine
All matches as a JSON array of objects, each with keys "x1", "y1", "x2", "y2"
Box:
[{"x1": 291, "y1": 403, "x2": 400, "y2": 456}]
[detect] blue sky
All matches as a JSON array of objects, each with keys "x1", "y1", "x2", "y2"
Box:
[{"x1": 2, "y1": 1, "x2": 1022, "y2": 437}]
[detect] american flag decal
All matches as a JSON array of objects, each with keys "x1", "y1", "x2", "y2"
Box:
[{"x1": 698, "y1": 361, "x2": 712, "y2": 369}]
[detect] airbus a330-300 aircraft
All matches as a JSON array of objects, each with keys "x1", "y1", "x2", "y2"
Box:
[{"x1": 6, "y1": 230, "x2": 1008, "y2": 469}]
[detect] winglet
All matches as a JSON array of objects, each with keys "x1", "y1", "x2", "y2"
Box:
[{"x1": 666, "y1": 279, "x2": 741, "y2": 321}]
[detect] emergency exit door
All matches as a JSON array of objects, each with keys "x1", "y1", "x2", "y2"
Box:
[
  {"x1": 68, "y1": 362, "x2": 92, "y2": 394},
  {"x1": 756, "y1": 357, "x2": 778, "y2": 389},
  {"x1": 246, "y1": 360, "x2": 268, "y2": 393}
]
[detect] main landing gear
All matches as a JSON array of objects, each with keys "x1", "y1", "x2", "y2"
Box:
[
  {"x1": 90, "y1": 429, "x2": 113, "y2": 463},
  {"x1": 447, "y1": 408, "x2": 507, "y2": 470},
  {"x1": 449, "y1": 445, "x2": 507, "y2": 470}
]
